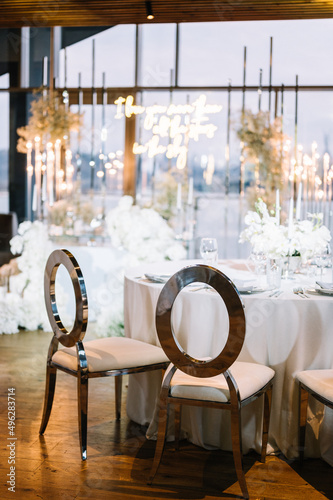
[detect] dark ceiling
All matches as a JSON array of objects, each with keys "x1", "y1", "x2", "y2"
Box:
[{"x1": 1, "y1": 0, "x2": 333, "y2": 28}]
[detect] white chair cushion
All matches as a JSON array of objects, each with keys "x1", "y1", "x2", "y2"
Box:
[
  {"x1": 52, "y1": 337, "x2": 169, "y2": 373},
  {"x1": 170, "y1": 361, "x2": 274, "y2": 403},
  {"x1": 296, "y1": 369, "x2": 333, "y2": 404}
]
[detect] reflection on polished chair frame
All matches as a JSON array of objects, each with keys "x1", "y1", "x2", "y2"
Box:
[
  {"x1": 297, "y1": 370, "x2": 333, "y2": 464},
  {"x1": 148, "y1": 264, "x2": 275, "y2": 500},
  {"x1": 39, "y1": 248, "x2": 169, "y2": 460}
]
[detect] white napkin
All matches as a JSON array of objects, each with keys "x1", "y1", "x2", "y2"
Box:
[
  {"x1": 144, "y1": 273, "x2": 170, "y2": 283},
  {"x1": 233, "y1": 279, "x2": 257, "y2": 293},
  {"x1": 316, "y1": 281, "x2": 333, "y2": 290}
]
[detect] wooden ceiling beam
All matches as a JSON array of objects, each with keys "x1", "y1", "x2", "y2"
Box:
[{"x1": 0, "y1": 1, "x2": 333, "y2": 28}]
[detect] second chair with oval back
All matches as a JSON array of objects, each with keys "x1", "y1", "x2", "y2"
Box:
[
  {"x1": 296, "y1": 368, "x2": 333, "y2": 463},
  {"x1": 147, "y1": 264, "x2": 275, "y2": 500},
  {"x1": 39, "y1": 248, "x2": 170, "y2": 460}
]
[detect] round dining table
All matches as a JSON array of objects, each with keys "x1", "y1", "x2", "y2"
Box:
[{"x1": 124, "y1": 259, "x2": 333, "y2": 466}]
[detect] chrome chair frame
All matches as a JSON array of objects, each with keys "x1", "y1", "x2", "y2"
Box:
[
  {"x1": 39, "y1": 249, "x2": 169, "y2": 460},
  {"x1": 148, "y1": 264, "x2": 274, "y2": 500},
  {"x1": 298, "y1": 378, "x2": 333, "y2": 464}
]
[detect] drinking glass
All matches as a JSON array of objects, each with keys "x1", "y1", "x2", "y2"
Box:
[
  {"x1": 200, "y1": 238, "x2": 218, "y2": 265},
  {"x1": 250, "y1": 251, "x2": 267, "y2": 287},
  {"x1": 250, "y1": 251, "x2": 267, "y2": 274},
  {"x1": 266, "y1": 258, "x2": 282, "y2": 289},
  {"x1": 315, "y1": 244, "x2": 331, "y2": 277}
]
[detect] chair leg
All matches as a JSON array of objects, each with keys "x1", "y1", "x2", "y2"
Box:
[
  {"x1": 39, "y1": 365, "x2": 57, "y2": 435},
  {"x1": 230, "y1": 406, "x2": 249, "y2": 500},
  {"x1": 115, "y1": 375, "x2": 123, "y2": 421},
  {"x1": 174, "y1": 404, "x2": 181, "y2": 450},
  {"x1": 298, "y1": 383, "x2": 309, "y2": 465},
  {"x1": 147, "y1": 402, "x2": 169, "y2": 484},
  {"x1": 260, "y1": 384, "x2": 273, "y2": 463},
  {"x1": 78, "y1": 374, "x2": 88, "y2": 461}
]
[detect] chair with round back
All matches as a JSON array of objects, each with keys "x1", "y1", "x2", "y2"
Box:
[
  {"x1": 39, "y1": 248, "x2": 169, "y2": 460},
  {"x1": 147, "y1": 264, "x2": 275, "y2": 500},
  {"x1": 296, "y1": 369, "x2": 333, "y2": 463}
]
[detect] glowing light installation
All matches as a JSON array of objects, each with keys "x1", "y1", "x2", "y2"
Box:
[{"x1": 115, "y1": 94, "x2": 222, "y2": 170}]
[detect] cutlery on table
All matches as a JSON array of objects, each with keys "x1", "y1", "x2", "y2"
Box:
[
  {"x1": 268, "y1": 289, "x2": 283, "y2": 298},
  {"x1": 293, "y1": 287, "x2": 309, "y2": 298}
]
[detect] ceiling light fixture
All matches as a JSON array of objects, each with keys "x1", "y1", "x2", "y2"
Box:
[{"x1": 145, "y1": 1, "x2": 154, "y2": 20}]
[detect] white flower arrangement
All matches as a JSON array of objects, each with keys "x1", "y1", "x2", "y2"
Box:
[
  {"x1": 290, "y1": 214, "x2": 331, "y2": 262},
  {"x1": 95, "y1": 196, "x2": 186, "y2": 337},
  {"x1": 105, "y1": 195, "x2": 186, "y2": 265},
  {"x1": 0, "y1": 220, "x2": 68, "y2": 334},
  {"x1": 240, "y1": 198, "x2": 331, "y2": 262}
]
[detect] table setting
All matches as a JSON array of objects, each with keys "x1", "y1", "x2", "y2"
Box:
[
  {"x1": 133, "y1": 249, "x2": 333, "y2": 300},
  {"x1": 123, "y1": 194, "x2": 333, "y2": 467}
]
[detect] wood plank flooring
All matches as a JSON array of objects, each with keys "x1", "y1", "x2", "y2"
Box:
[{"x1": 0, "y1": 329, "x2": 332, "y2": 500}]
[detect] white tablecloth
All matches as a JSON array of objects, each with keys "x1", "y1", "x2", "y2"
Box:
[{"x1": 124, "y1": 259, "x2": 333, "y2": 466}]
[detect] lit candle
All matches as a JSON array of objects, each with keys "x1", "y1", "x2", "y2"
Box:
[
  {"x1": 295, "y1": 182, "x2": 302, "y2": 220},
  {"x1": 288, "y1": 197, "x2": 294, "y2": 239},
  {"x1": 55, "y1": 139, "x2": 61, "y2": 200},
  {"x1": 27, "y1": 165, "x2": 33, "y2": 221},
  {"x1": 275, "y1": 189, "x2": 280, "y2": 225},
  {"x1": 311, "y1": 142, "x2": 317, "y2": 211},
  {"x1": 32, "y1": 184, "x2": 37, "y2": 212},
  {"x1": 177, "y1": 183, "x2": 182, "y2": 210},
  {"x1": 66, "y1": 149, "x2": 73, "y2": 196},
  {"x1": 42, "y1": 171, "x2": 47, "y2": 202},
  {"x1": 46, "y1": 142, "x2": 54, "y2": 205},
  {"x1": 49, "y1": 179, "x2": 54, "y2": 206},
  {"x1": 323, "y1": 153, "x2": 329, "y2": 216},
  {"x1": 27, "y1": 141, "x2": 32, "y2": 169},
  {"x1": 34, "y1": 136, "x2": 41, "y2": 218},
  {"x1": 187, "y1": 177, "x2": 193, "y2": 205},
  {"x1": 43, "y1": 56, "x2": 48, "y2": 87}
]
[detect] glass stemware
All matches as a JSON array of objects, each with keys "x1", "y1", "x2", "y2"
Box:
[
  {"x1": 266, "y1": 258, "x2": 282, "y2": 289},
  {"x1": 315, "y1": 244, "x2": 332, "y2": 277},
  {"x1": 250, "y1": 251, "x2": 267, "y2": 287},
  {"x1": 200, "y1": 237, "x2": 218, "y2": 266},
  {"x1": 250, "y1": 251, "x2": 267, "y2": 274}
]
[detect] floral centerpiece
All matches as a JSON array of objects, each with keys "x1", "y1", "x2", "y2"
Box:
[
  {"x1": 236, "y1": 110, "x2": 288, "y2": 211},
  {"x1": 0, "y1": 221, "x2": 69, "y2": 334},
  {"x1": 239, "y1": 198, "x2": 331, "y2": 263},
  {"x1": 105, "y1": 195, "x2": 186, "y2": 264},
  {"x1": 94, "y1": 196, "x2": 186, "y2": 337},
  {"x1": 16, "y1": 88, "x2": 82, "y2": 153}
]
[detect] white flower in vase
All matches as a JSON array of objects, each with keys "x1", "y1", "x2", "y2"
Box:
[
  {"x1": 239, "y1": 199, "x2": 331, "y2": 264},
  {"x1": 240, "y1": 199, "x2": 288, "y2": 259},
  {"x1": 105, "y1": 196, "x2": 186, "y2": 263}
]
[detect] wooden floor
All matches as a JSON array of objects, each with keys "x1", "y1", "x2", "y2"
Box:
[{"x1": 0, "y1": 330, "x2": 332, "y2": 500}]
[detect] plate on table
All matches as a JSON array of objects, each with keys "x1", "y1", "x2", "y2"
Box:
[
  {"x1": 306, "y1": 286, "x2": 333, "y2": 296},
  {"x1": 237, "y1": 286, "x2": 270, "y2": 294},
  {"x1": 233, "y1": 279, "x2": 268, "y2": 294},
  {"x1": 144, "y1": 273, "x2": 171, "y2": 284}
]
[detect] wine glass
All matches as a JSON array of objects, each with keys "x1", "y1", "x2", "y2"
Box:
[
  {"x1": 200, "y1": 238, "x2": 218, "y2": 266},
  {"x1": 315, "y1": 244, "x2": 331, "y2": 277},
  {"x1": 250, "y1": 251, "x2": 267, "y2": 287},
  {"x1": 250, "y1": 251, "x2": 267, "y2": 273}
]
